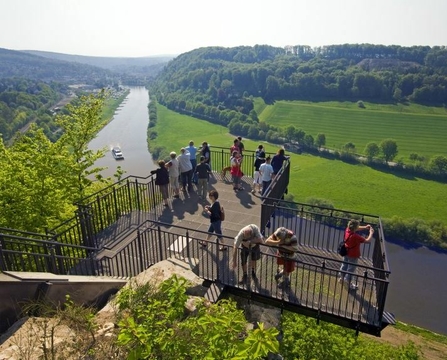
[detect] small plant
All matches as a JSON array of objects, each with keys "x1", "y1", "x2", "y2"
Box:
[{"x1": 357, "y1": 100, "x2": 365, "y2": 108}]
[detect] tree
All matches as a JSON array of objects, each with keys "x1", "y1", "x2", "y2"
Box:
[
  {"x1": 315, "y1": 133, "x2": 326, "y2": 149},
  {"x1": 0, "y1": 92, "x2": 110, "y2": 232},
  {"x1": 302, "y1": 134, "x2": 314, "y2": 148},
  {"x1": 429, "y1": 155, "x2": 447, "y2": 176},
  {"x1": 56, "y1": 91, "x2": 108, "y2": 199},
  {"x1": 343, "y1": 142, "x2": 356, "y2": 153},
  {"x1": 380, "y1": 139, "x2": 398, "y2": 163},
  {"x1": 364, "y1": 142, "x2": 380, "y2": 160}
]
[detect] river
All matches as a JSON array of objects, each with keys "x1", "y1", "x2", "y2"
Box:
[
  {"x1": 88, "y1": 86, "x2": 156, "y2": 179},
  {"x1": 90, "y1": 86, "x2": 447, "y2": 335}
]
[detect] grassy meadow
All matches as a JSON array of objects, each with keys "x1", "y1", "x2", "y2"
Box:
[
  {"x1": 255, "y1": 99, "x2": 447, "y2": 162},
  {"x1": 153, "y1": 104, "x2": 447, "y2": 223}
]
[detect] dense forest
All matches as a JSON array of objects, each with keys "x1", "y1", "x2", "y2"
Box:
[
  {"x1": 0, "y1": 77, "x2": 67, "y2": 141},
  {"x1": 150, "y1": 44, "x2": 447, "y2": 122}
]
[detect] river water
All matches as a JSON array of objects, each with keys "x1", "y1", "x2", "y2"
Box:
[
  {"x1": 90, "y1": 86, "x2": 447, "y2": 335},
  {"x1": 88, "y1": 86, "x2": 156, "y2": 179}
]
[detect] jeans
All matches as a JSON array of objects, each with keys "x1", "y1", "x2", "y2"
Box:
[
  {"x1": 190, "y1": 159, "x2": 197, "y2": 183},
  {"x1": 262, "y1": 180, "x2": 271, "y2": 195},
  {"x1": 208, "y1": 220, "x2": 222, "y2": 239},
  {"x1": 339, "y1": 256, "x2": 358, "y2": 284},
  {"x1": 181, "y1": 170, "x2": 193, "y2": 189}
]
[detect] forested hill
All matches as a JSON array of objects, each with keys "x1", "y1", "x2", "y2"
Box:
[
  {"x1": 0, "y1": 48, "x2": 116, "y2": 85},
  {"x1": 150, "y1": 44, "x2": 447, "y2": 126},
  {"x1": 22, "y1": 50, "x2": 173, "y2": 80}
]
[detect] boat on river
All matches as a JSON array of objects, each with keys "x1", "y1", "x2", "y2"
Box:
[{"x1": 112, "y1": 146, "x2": 124, "y2": 160}]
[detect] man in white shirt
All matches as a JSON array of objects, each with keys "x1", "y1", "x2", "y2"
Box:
[
  {"x1": 177, "y1": 148, "x2": 193, "y2": 192},
  {"x1": 231, "y1": 224, "x2": 264, "y2": 283},
  {"x1": 259, "y1": 156, "x2": 274, "y2": 196}
]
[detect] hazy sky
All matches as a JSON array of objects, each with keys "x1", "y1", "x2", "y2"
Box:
[{"x1": 1, "y1": 0, "x2": 446, "y2": 58}]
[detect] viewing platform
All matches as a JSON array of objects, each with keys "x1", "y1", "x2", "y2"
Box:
[{"x1": 0, "y1": 151, "x2": 394, "y2": 336}]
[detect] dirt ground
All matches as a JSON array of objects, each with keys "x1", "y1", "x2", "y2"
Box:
[{"x1": 369, "y1": 326, "x2": 447, "y2": 360}]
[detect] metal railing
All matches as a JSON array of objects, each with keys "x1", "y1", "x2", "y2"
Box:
[{"x1": 5, "y1": 218, "x2": 388, "y2": 333}]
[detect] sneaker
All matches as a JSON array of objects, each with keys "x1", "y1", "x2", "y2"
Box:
[
  {"x1": 251, "y1": 189, "x2": 256, "y2": 194},
  {"x1": 238, "y1": 273, "x2": 248, "y2": 284},
  {"x1": 349, "y1": 283, "x2": 358, "y2": 290}
]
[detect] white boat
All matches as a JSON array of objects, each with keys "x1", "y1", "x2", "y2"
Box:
[{"x1": 112, "y1": 146, "x2": 124, "y2": 160}]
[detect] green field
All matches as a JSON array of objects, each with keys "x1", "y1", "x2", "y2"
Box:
[
  {"x1": 256, "y1": 99, "x2": 447, "y2": 162},
  {"x1": 154, "y1": 104, "x2": 447, "y2": 223}
]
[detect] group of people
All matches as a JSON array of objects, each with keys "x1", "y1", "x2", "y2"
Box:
[
  {"x1": 150, "y1": 140, "x2": 212, "y2": 208},
  {"x1": 230, "y1": 218, "x2": 373, "y2": 291},
  {"x1": 220, "y1": 137, "x2": 291, "y2": 196}
]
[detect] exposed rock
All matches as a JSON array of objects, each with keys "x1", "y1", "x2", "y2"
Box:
[{"x1": 0, "y1": 257, "x2": 282, "y2": 358}]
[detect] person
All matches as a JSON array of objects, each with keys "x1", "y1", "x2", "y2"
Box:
[
  {"x1": 265, "y1": 227, "x2": 299, "y2": 288},
  {"x1": 199, "y1": 141, "x2": 211, "y2": 171},
  {"x1": 230, "y1": 150, "x2": 244, "y2": 191},
  {"x1": 150, "y1": 160, "x2": 170, "y2": 208},
  {"x1": 200, "y1": 189, "x2": 224, "y2": 250},
  {"x1": 222, "y1": 138, "x2": 240, "y2": 178},
  {"x1": 252, "y1": 144, "x2": 266, "y2": 194},
  {"x1": 195, "y1": 155, "x2": 211, "y2": 201},
  {"x1": 259, "y1": 156, "x2": 274, "y2": 196},
  {"x1": 271, "y1": 148, "x2": 289, "y2": 176},
  {"x1": 231, "y1": 224, "x2": 264, "y2": 283},
  {"x1": 166, "y1": 151, "x2": 180, "y2": 198},
  {"x1": 237, "y1": 136, "x2": 245, "y2": 158},
  {"x1": 177, "y1": 147, "x2": 193, "y2": 192},
  {"x1": 338, "y1": 219, "x2": 374, "y2": 290},
  {"x1": 186, "y1": 140, "x2": 198, "y2": 184}
]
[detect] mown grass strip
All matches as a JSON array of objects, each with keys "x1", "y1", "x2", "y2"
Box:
[{"x1": 256, "y1": 99, "x2": 447, "y2": 161}]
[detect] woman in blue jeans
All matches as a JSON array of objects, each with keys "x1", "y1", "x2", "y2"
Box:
[{"x1": 338, "y1": 219, "x2": 374, "y2": 290}]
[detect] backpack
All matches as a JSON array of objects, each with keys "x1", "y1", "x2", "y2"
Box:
[
  {"x1": 337, "y1": 241, "x2": 348, "y2": 257},
  {"x1": 220, "y1": 206, "x2": 225, "y2": 221},
  {"x1": 337, "y1": 234, "x2": 351, "y2": 256}
]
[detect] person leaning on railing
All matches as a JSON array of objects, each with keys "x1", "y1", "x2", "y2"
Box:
[
  {"x1": 338, "y1": 219, "x2": 374, "y2": 290},
  {"x1": 265, "y1": 227, "x2": 299, "y2": 289},
  {"x1": 231, "y1": 224, "x2": 264, "y2": 284}
]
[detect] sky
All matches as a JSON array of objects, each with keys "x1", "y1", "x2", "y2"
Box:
[{"x1": 1, "y1": 0, "x2": 446, "y2": 58}]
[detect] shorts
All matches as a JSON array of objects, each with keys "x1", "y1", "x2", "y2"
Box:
[
  {"x1": 170, "y1": 176, "x2": 179, "y2": 189},
  {"x1": 277, "y1": 251, "x2": 296, "y2": 273},
  {"x1": 159, "y1": 184, "x2": 169, "y2": 200},
  {"x1": 240, "y1": 245, "x2": 261, "y2": 265},
  {"x1": 253, "y1": 171, "x2": 261, "y2": 184}
]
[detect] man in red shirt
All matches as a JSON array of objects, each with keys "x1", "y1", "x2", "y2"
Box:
[{"x1": 338, "y1": 219, "x2": 374, "y2": 290}]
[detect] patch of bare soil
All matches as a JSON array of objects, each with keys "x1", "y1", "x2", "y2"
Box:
[{"x1": 368, "y1": 326, "x2": 447, "y2": 360}]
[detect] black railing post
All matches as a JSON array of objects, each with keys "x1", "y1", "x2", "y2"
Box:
[
  {"x1": 113, "y1": 187, "x2": 119, "y2": 220},
  {"x1": 0, "y1": 240, "x2": 6, "y2": 271},
  {"x1": 54, "y1": 242, "x2": 65, "y2": 274},
  {"x1": 135, "y1": 178, "x2": 141, "y2": 211},
  {"x1": 157, "y1": 225, "x2": 164, "y2": 263},
  {"x1": 186, "y1": 230, "x2": 190, "y2": 259},
  {"x1": 78, "y1": 205, "x2": 96, "y2": 249},
  {"x1": 48, "y1": 243, "x2": 58, "y2": 274},
  {"x1": 137, "y1": 229, "x2": 144, "y2": 273}
]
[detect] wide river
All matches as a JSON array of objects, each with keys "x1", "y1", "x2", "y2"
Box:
[{"x1": 90, "y1": 86, "x2": 447, "y2": 335}]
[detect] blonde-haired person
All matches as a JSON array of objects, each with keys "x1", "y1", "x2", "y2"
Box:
[
  {"x1": 338, "y1": 219, "x2": 374, "y2": 290},
  {"x1": 166, "y1": 151, "x2": 180, "y2": 198}
]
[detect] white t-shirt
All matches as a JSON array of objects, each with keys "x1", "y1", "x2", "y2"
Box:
[{"x1": 259, "y1": 163, "x2": 274, "y2": 182}]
